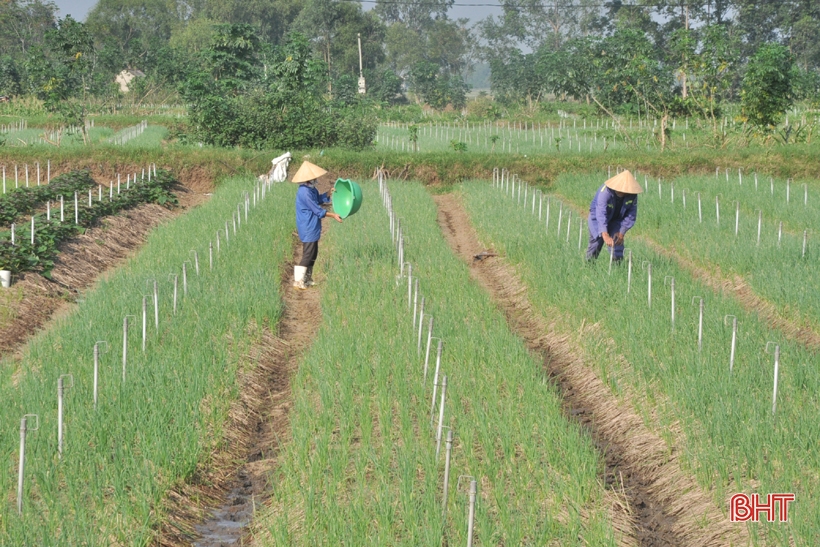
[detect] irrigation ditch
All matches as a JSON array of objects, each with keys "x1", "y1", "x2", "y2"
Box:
[
  {"x1": 155, "y1": 175, "x2": 337, "y2": 546},
  {"x1": 157, "y1": 231, "x2": 321, "y2": 547},
  {"x1": 433, "y1": 192, "x2": 749, "y2": 547}
]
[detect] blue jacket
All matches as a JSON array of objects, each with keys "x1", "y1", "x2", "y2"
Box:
[
  {"x1": 295, "y1": 184, "x2": 331, "y2": 242},
  {"x1": 588, "y1": 184, "x2": 638, "y2": 237}
]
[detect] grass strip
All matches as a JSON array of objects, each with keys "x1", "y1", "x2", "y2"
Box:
[
  {"x1": 0, "y1": 176, "x2": 293, "y2": 545},
  {"x1": 550, "y1": 172, "x2": 820, "y2": 332},
  {"x1": 464, "y1": 180, "x2": 820, "y2": 546},
  {"x1": 255, "y1": 178, "x2": 621, "y2": 546}
]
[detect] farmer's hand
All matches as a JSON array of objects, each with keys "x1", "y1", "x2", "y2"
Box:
[
  {"x1": 329, "y1": 186, "x2": 336, "y2": 195},
  {"x1": 327, "y1": 212, "x2": 343, "y2": 223},
  {"x1": 602, "y1": 232, "x2": 614, "y2": 247},
  {"x1": 613, "y1": 232, "x2": 625, "y2": 246}
]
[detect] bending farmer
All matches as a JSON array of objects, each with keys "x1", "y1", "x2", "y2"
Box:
[
  {"x1": 586, "y1": 170, "x2": 643, "y2": 261},
  {"x1": 292, "y1": 161, "x2": 342, "y2": 290}
]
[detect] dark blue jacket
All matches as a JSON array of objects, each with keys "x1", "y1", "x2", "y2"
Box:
[
  {"x1": 588, "y1": 184, "x2": 638, "y2": 237},
  {"x1": 295, "y1": 184, "x2": 331, "y2": 242}
]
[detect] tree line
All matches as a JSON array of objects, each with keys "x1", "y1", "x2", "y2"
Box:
[{"x1": 0, "y1": 0, "x2": 817, "y2": 144}]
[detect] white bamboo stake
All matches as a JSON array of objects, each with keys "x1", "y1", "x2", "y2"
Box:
[
  {"x1": 413, "y1": 280, "x2": 420, "y2": 330},
  {"x1": 557, "y1": 203, "x2": 563, "y2": 238},
  {"x1": 442, "y1": 430, "x2": 453, "y2": 519},
  {"x1": 57, "y1": 374, "x2": 73, "y2": 458},
  {"x1": 407, "y1": 266, "x2": 412, "y2": 308},
  {"x1": 643, "y1": 262, "x2": 652, "y2": 308},
  {"x1": 665, "y1": 276, "x2": 675, "y2": 330},
  {"x1": 802, "y1": 229, "x2": 808, "y2": 258},
  {"x1": 417, "y1": 296, "x2": 425, "y2": 356},
  {"x1": 17, "y1": 414, "x2": 39, "y2": 515},
  {"x1": 142, "y1": 296, "x2": 147, "y2": 352},
  {"x1": 467, "y1": 478, "x2": 477, "y2": 547},
  {"x1": 765, "y1": 342, "x2": 780, "y2": 415},
  {"x1": 626, "y1": 250, "x2": 633, "y2": 293},
  {"x1": 435, "y1": 376, "x2": 447, "y2": 459},
  {"x1": 757, "y1": 211, "x2": 762, "y2": 246},
  {"x1": 725, "y1": 316, "x2": 737, "y2": 374},
  {"x1": 697, "y1": 192, "x2": 702, "y2": 223},
  {"x1": 693, "y1": 297, "x2": 703, "y2": 351}
]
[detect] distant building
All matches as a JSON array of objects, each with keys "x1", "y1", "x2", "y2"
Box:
[{"x1": 115, "y1": 69, "x2": 145, "y2": 93}]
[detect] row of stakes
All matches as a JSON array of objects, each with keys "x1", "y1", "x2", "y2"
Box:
[
  {"x1": 378, "y1": 170, "x2": 478, "y2": 546},
  {"x1": 640, "y1": 166, "x2": 811, "y2": 254},
  {"x1": 107, "y1": 120, "x2": 148, "y2": 145},
  {"x1": 14, "y1": 169, "x2": 275, "y2": 515},
  {"x1": 4, "y1": 165, "x2": 162, "y2": 246},
  {"x1": 493, "y1": 167, "x2": 787, "y2": 416},
  {"x1": 1, "y1": 161, "x2": 158, "y2": 193}
]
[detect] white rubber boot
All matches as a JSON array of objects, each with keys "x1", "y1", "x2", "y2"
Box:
[{"x1": 293, "y1": 266, "x2": 308, "y2": 290}]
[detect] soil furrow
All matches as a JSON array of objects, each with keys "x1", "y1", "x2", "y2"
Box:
[
  {"x1": 433, "y1": 192, "x2": 750, "y2": 547},
  {"x1": 0, "y1": 203, "x2": 176, "y2": 362},
  {"x1": 155, "y1": 232, "x2": 320, "y2": 547}
]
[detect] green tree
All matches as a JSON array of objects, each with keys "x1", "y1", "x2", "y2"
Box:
[
  {"x1": 203, "y1": 23, "x2": 261, "y2": 91},
  {"x1": 0, "y1": 0, "x2": 57, "y2": 59},
  {"x1": 741, "y1": 43, "x2": 795, "y2": 134},
  {"x1": 85, "y1": 0, "x2": 177, "y2": 69},
  {"x1": 202, "y1": 0, "x2": 302, "y2": 45}
]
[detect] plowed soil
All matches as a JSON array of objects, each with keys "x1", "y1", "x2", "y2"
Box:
[{"x1": 433, "y1": 192, "x2": 750, "y2": 547}]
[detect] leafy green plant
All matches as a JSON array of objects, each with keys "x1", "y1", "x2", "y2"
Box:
[
  {"x1": 0, "y1": 170, "x2": 178, "y2": 275},
  {"x1": 741, "y1": 43, "x2": 796, "y2": 135}
]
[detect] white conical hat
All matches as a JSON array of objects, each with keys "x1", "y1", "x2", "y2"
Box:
[
  {"x1": 291, "y1": 161, "x2": 327, "y2": 183},
  {"x1": 604, "y1": 170, "x2": 643, "y2": 194}
]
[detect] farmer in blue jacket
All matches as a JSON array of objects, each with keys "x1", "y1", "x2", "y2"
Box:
[
  {"x1": 586, "y1": 170, "x2": 643, "y2": 261},
  {"x1": 292, "y1": 161, "x2": 342, "y2": 289}
]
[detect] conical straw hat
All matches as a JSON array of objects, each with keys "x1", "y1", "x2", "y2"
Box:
[
  {"x1": 604, "y1": 170, "x2": 643, "y2": 194},
  {"x1": 291, "y1": 161, "x2": 327, "y2": 183}
]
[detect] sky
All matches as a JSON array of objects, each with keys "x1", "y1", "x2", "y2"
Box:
[
  {"x1": 52, "y1": 0, "x2": 97, "y2": 20},
  {"x1": 52, "y1": 0, "x2": 503, "y2": 24}
]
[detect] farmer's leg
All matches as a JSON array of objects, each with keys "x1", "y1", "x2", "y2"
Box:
[
  {"x1": 299, "y1": 241, "x2": 318, "y2": 267},
  {"x1": 586, "y1": 232, "x2": 605, "y2": 260}
]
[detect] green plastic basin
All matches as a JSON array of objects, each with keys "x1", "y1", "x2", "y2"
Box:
[{"x1": 333, "y1": 178, "x2": 363, "y2": 218}]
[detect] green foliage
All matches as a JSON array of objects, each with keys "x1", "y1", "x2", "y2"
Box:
[
  {"x1": 741, "y1": 43, "x2": 796, "y2": 133},
  {"x1": 185, "y1": 33, "x2": 376, "y2": 149},
  {"x1": 449, "y1": 139, "x2": 466, "y2": 152},
  {"x1": 409, "y1": 61, "x2": 468, "y2": 110},
  {"x1": 204, "y1": 23, "x2": 262, "y2": 91},
  {"x1": 0, "y1": 169, "x2": 177, "y2": 274},
  {"x1": 0, "y1": 176, "x2": 292, "y2": 545}
]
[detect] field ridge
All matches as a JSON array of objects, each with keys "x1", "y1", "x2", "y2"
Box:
[{"x1": 434, "y1": 191, "x2": 749, "y2": 547}]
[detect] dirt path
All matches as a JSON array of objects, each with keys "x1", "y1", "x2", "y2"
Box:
[
  {"x1": 155, "y1": 234, "x2": 320, "y2": 547},
  {"x1": 433, "y1": 193, "x2": 750, "y2": 547}
]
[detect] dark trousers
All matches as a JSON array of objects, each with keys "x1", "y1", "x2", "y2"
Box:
[
  {"x1": 299, "y1": 241, "x2": 319, "y2": 268},
  {"x1": 586, "y1": 233, "x2": 624, "y2": 260}
]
